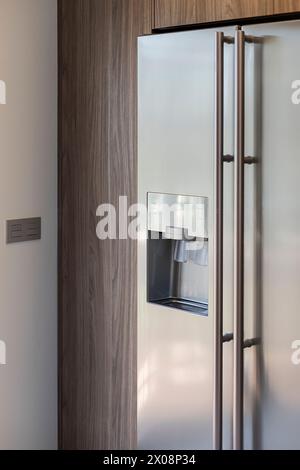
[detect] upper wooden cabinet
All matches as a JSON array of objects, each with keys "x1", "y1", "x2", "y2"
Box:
[
  {"x1": 154, "y1": 0, "x2": 221, "y2": 27},
  {"x1": 220, "y1": 0, "x2": 273, "y2": 19},
  {"x1": 274, "y1": 0, "x2": 300, "y2": 14},
  {"x1": 154, "y1": 0, "x2": 300, "y2": 29}
]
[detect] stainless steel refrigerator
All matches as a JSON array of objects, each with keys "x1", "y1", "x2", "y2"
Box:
[{"x1": 137, "y1": 19, "x2": 300, "y2": 450}]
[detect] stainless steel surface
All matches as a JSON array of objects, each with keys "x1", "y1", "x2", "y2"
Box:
[
  {"x1": 138, "y1": 26, "x2": 234, "y2": 450},
  {"x1": 243, "y1": 19, "x2": 300, "y2": 450},
  {"x1": 139, "y1": 17, "x2": 300, "y2": 453},
  {"x1": 233, "y1": 27, "x2": 245, "y2": 451}
]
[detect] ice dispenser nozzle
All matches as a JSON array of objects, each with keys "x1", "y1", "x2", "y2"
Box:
[{"x1": 174, "y1": 239, "x2": 208, "y2": 266}]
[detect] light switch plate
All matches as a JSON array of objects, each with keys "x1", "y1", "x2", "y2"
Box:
[
  {"x1": 0, "y1": 80, "x2": 6, "y2": 104},
  {"x1": 0, "y1": 340, "x2": 6, "y2": 365},
  {"x1": 6, "y1": 217, "x2": 41, "y2": 244}
]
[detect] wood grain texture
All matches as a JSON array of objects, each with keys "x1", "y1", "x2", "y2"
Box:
[
  {"x1": 154, "y1": 0, "x2": 219, "y2": 26},
  {"x1": 58, "y1": 0, "x2": 152, "y2": 450},
  {"x1": 220, "y1": 0, "x2": 273, "y2": 19},
  {"x1": 154, "y1": 0, "x2": 275, "y2": 28},
  {"x1": 274, "y1": 0, "x2": 300, "y2": 13}
]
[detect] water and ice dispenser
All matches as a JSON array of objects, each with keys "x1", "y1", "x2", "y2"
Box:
[{"x1": 147, "y1": 193, "x2": 209, "y2": 316}]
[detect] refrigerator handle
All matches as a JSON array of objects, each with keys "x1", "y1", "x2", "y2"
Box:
[
  {"x1": 233, "y1": 26, "x2": 246, "y2": 451},
  {"x1": 213, "y1": 31, "x2": 234, "y2": 451}
]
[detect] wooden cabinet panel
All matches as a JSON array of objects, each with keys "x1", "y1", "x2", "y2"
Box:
[
  {"x1": 220, "y1": 0, "x2": 273, "y2": 20},
  {"x1": 154, "y1": 0, "x2": 219, "y2": 27},
  {"x1": 274, "y1": 0, "x2": 300, "y2": 14},
  {"x1": 154, "y1": 0, "x2": 274, "y2": 29},
  {"x1": 58, "y1": 0, "x2": 152, "y2": 450}
]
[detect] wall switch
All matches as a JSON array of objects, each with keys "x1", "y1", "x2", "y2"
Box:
[
  {"x1": 0, "y1": 80, "x2": 6, "y2": 104},
  {"x1": 6, "y1": 217, "x2": 41, "y2": 244},
  {"x1": 0, "y1": 341, "x2": 6, "y2": 365}
]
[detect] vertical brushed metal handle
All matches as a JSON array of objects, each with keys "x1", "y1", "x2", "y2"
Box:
[
  {"x1": 213, "y1": 31, "x2": 233, "y2": 451},
  {"x1": 233, "y1": 27, "x2": 245, "y2": 451},
  {"x1": 213, "y1": 31, "x2": 224, "y2": 451}
]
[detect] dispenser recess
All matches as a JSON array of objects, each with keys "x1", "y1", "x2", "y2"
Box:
[{"x1": 147, "y1": 193, "x2": 209, "y2": 316}]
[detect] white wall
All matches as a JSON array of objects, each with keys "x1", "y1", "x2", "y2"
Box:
[{"x1": 0, "y1": 0, "x2": 57, "y2": 449}]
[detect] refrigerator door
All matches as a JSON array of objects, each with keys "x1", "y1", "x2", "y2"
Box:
[
  {"x1": 138, "y1": 27, "x2": 235, "y2": 450},
  {"x1": 243, "y1": 20, "x2": 300, "y2": 450}
]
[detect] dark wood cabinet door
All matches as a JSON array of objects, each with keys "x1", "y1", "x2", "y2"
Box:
[
  {"x1": 154, "y1": 0, "x2": 219, "y2": 27},
  {"x1": 220, "y1": 0, "x2": 273, "y2": 20},
  {"x1": 154, "y1": 0, "x2": 275, "y2": 29},
  {"x1": 274, "y1": 0, "x2": 300, "y2": 14},
  {"x1": 59, "y1": 0, "x2": 152, "y2": 450}
]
